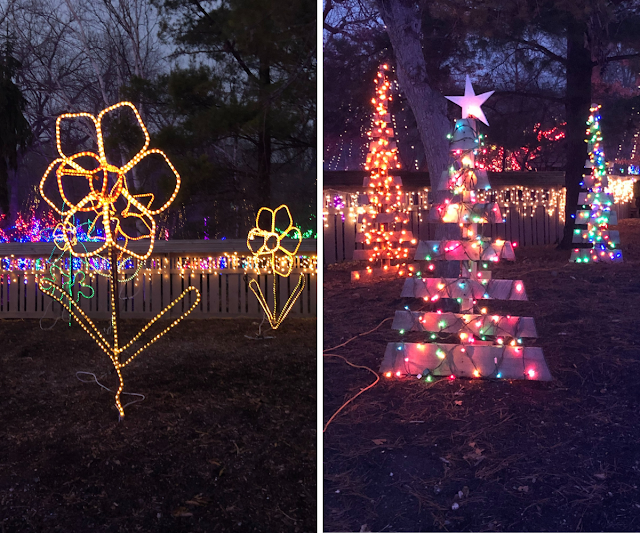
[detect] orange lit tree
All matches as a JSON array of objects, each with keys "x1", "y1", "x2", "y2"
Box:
[{"x1": 352, "y1": 64, "x2": 416, "y2": 281}]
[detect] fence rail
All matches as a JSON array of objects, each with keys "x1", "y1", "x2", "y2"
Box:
[
  {"x1": 323, "y1": 203, "x2": 632, "y2": 265},
  {"x1": 0, "y1": 239, "x2": 317, "y2": 320}
]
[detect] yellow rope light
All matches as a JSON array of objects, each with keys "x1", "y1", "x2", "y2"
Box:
[
  {"x1": 37, "y1": 101, "x2": 200, "y2": 419},
  {"x1": 40, "y1": 101, "x2": 181, "y2": 262},
  {"x1": 247, "y1": 205, "x2": 305, "y2": 329}
]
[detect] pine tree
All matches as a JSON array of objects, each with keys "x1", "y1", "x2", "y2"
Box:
[
  {"x1": 352, "y1": 64, "x2": 416, "y2": 281},
  {"x1": 381, "y1": 76, "x2": 552, "y2": 382},
  {"x1": 0, "y1": 36, "x2": 31, "y2": 218},
  {"x1": 569, "y1": 104, "x2": 623, "y2": 263}
]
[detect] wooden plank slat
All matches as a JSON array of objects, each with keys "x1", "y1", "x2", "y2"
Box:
[
  {"x1": 188, "y1": 272, "x2": 203, "y2": 317},
  {"x1": 209, "y1": 273, "x2": 221, "y2": 315},
  {"x1": 170, "y1": 271, "x2": 184, "y2": 318},
  {"x1": 150, "y1": 272, "x2": 161, "y2": 315},
  {"x1": 227, "y1": 274, "x2": 241, "y2": 316},
  {"x1": 343, "y1": 217, "x2": 356, "y2": 261},
  {"x1": 536, "y1": 206, "x2": 546, "y2": 245},
  {"x1": 8, "y1": 272, "x2": 18, "y2": 313},
  {"x1": 324, "y1": 214, "x2": 337, "y2": 265},
  {"x1": 308, "y1": 274, "x2": 317, "y2": 316},
  {"x1": 215, "y1": 272, "x2": 229, "y2": 316},
  {"x1": 25, "y1": 274, "x2": 36, "y2": 316},
  {"x1": 299, "y1": 274, "x2": 308, "y2": 316},
  {"x1": 338, "y1": 217, "x2": 346, "y2": 262}
]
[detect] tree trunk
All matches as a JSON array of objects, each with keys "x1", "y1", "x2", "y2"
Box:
[
  {"x1": 0, "y1": 158, "x2": 9, "y2": 221},
  {"x1": 377, "y1": 0, "x2": 458, "y2": 285},
  {"x1": 376, "y1": 0, "x2": 450, "y2": 187},
  {"x1": 257, "y1": 53, "x2": 272, "y2": 207},
  {"x1": 560, "y1": 20, "x2": 593, "y2": 249}
]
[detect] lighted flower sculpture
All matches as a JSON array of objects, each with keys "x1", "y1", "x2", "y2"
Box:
[
  {"x1": 247, "y1": 204, "x2": 304, "y2": 329},
  {"x1": 38, "y1": 101, "x2": 200, "y2": 419}
]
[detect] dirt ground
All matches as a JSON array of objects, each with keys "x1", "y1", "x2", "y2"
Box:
[
  {"x1": 324, "y1": 218, "x2": 640, "y2": 532},
  {"x1": 0, "y1": 317, "x2": 316, "y2": 532}
]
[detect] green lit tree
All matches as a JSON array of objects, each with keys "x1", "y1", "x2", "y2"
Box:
[{"x1": 569, "y1": 104, "x2": 623, "y2": 263}]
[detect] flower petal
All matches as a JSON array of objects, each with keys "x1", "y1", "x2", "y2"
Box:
[
  {"x1": 55, "y1": 153, "x2": 105, "y2": 213},
  {"x1": 61, "y1": 208, "x2": 109, "y2": 259},
  {"x1": 247, "y1": 228, "x2": 268, "y2": 255},
  {"x1": 273, "y1": 205, "x2": 294, "y2": 236},
  {"x1": 278, "y1": 225, "x2": 302, "y2": 257},
  {"x1": 112, "y1": 214, "x2": 156, "y2": 261},
  {"x1": 121, "y1": 149, "x2": 180, "y2": 215},
  {"x1": 55, "y1": 112, "x2": 98, "y2": 161},
  {"x1": 96, "y1": 102, "x2": 150, "y2": 172},
  {"x1": 255, "y1": 207, "x2": 275, "y2": 232},
  {"x1": 274, "y1": 254, "x2": 294, "y2": 277}
]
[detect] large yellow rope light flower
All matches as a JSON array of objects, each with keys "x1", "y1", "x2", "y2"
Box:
[
  {"x1": 37, "y1": 101, "x2": 199, "y2": 420},
  {"x1": 247, "y1": 205, "x2": 305, "y2": 330},
  {"x1": 39, "y1": 101, "x2": 181, "y2": 261}
]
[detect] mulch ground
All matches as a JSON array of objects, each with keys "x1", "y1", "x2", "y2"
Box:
[
  {"x1": 0, "y1": 317, "x2": 316, "y2": 532},
  {"x1": 324, "y1": 218, "x2": 640, "y2": 532}
]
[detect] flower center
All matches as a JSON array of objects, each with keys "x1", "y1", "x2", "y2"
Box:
[
  {"x1": 91, "y1": 168, "x2": 124, "y2": 204},
  {"x1": 265, "y1": 233, "x2": 279, "y2": 252}
]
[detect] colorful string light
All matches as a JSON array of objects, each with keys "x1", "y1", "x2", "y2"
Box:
[
  {"x1": 380, "y1": 79, "x2": 551, "y2": 382},
  {"x1": 570, "y1": 104, "x2": 623, "y2": 263}
]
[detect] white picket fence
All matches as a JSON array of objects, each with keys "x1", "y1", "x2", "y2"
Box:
[{"x1": 0, "y1": 240, "x2": 317, "y2": 320}]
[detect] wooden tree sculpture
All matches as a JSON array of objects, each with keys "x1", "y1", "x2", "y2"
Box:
[
  {"x1": 380, "y1": 77, "x2": 552, "y2": 381},
  {"x1": 570, "y1": 104, "x2": 623, "y2": 263},
  {"x1": 351, "y1": 64, "x2": 416, "y2": 281}
]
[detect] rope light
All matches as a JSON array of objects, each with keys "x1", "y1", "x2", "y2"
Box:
[
  {"x1": 37, "y1": 101, "x2": 200, "y2": 419},
  {"x1": 40, "y1": 101, "x2": 181, "y2": 262},
  {"x1": 247, "y1": 205, "x2": 305, "y2": 329}
]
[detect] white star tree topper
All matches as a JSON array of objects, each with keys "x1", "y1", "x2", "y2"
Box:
[{"x1": 445, "y1": 75, "x2": 494, "y2": 126}]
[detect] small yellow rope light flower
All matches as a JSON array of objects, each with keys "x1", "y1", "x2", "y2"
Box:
[
  {"x1": 247, "y1": 205, "x2": 305, "y2": 329},
  {"x1": 38, "y1": 101, "x2": 200, "y2": 420},
  {"x1": 247, "y1": 204, "x2": 302, "y2": 277}
]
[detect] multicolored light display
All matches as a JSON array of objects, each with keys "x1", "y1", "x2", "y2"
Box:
[
  {"x1": 381, "y1": 77, "x2": 552, "y2": 382},
  {"x1": 570, "y1": 104, "x2": 623, "y2": 263}
]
